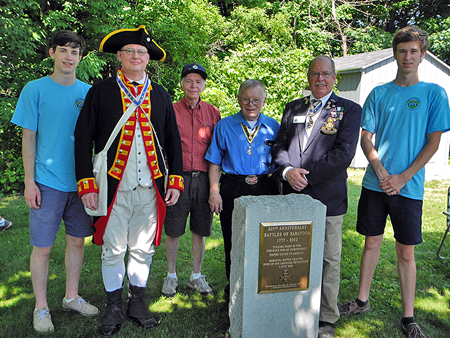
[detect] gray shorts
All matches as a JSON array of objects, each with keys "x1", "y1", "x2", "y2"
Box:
[
  {"x1": 29, "y1": 183, "x2": 92, "y2": 248},
  {"x1": 164, "y1": 171, "x2": 213, "y2": 237}
]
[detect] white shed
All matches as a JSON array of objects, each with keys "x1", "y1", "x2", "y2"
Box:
[{"x1": 334, "y1": 48, "x2": 450, "y2": 180}]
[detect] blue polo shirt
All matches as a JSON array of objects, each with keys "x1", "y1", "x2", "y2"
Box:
[{"x1": 205, "y1": 111, "x2": 280, "y2": 175}]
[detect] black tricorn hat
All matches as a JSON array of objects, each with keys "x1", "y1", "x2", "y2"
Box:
[{"x1": 99, "y1": 25, "x2": 166, "y2": 61}]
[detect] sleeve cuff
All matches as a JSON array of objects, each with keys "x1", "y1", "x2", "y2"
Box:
[
  {"x1": 77, "y1": 178, "x2": 99, "y2": 197},
  {"x1": 167, "y1": 175, "x2": 184, "y2": 192},
  {"x1": 282, "y1": 166, "x2": 294, "y2": 180}
]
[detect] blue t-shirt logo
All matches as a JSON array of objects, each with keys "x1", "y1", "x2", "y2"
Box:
[
  {"x1": 75, "y1": 98, "x2": 85, "y2": 111},
  {"x1": 406, "y1": 97, "x2": 421, "y2": 110}
]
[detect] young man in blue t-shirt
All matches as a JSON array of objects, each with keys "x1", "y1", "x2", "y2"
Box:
[
  {"x1": 339, "y1": 26, "x2": 450, "y2": 338},
  {"x1": 11, "y1": 30, "x2": 99, "y2": 333}
]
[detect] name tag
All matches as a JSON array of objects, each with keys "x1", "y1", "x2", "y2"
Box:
[{"x1": 294, "y1": 116, "x2": 306, "y2": 124}]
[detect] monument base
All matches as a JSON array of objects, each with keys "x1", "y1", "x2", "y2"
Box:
[{"x1": 230, "y1": 194, "x2": 326, "y2": 338}]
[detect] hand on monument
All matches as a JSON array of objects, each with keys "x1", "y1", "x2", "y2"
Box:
[
  {"x1": 285, "y1": 168, "x2": 309, "y2": 192},
  {"x1": 165, "y1": 188, "x2": 180, "y2": 206},
  {"x1": 209, "y1": 190, "x2": 222, "y2": 215},
  {"x1": 24, "y1": 181, "x2": 41, "y2": 209},
  {"x1": 81, "y1": 192, "x2": 98, "y2": 210}
]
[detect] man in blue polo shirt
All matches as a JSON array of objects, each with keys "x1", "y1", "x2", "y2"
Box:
[{"x1": 205, "y1": 79, "x2": 280, "y2": 300}]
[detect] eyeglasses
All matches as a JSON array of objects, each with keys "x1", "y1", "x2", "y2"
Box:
[
  {"x1": 310, "y1": 72, "x2": 334, "y2": 78},
  {"x1": 120, "y1": 48, "x2": 148, "y2": 56},
  {"x1": 240, "y1": 97, "x2": 262, "y2": 105}
]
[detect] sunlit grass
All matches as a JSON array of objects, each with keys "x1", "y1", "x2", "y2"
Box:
[{"x1": 0, "y1": 169, "x2": 449, "y2": 337}]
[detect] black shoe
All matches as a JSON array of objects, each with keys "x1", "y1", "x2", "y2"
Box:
[
  {"x1": 99, "y1": 288, "x2": 124, "y2": 337},
  {"x1": 318, "y1": 321, "x2": 335, "y2": 338},
  {"x1": 127, "y1": 284, "x2": 159, "y2": 329}
]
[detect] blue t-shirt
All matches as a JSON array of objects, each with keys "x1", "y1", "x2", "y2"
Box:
[
  {"x1": 205, "y1": 112, "x2": 280, "y2": 175},
  {"x1": 361, "y1": 81, "x2": 450, "y2": 200},
  {"x1": 12, "y1": 76, "x2": 91, "y2": 192}
]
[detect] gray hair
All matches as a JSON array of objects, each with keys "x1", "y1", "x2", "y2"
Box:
[
  {"x1": 237, "y1": 79, "x2": 266, "y2": 99},
  {"x1": 308, "y1": 55, "x2": 335, "y2": 75}
]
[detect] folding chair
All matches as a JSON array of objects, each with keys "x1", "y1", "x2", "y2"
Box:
[{"x1": 436, "y1": 187, "x2": 450, "y2": 259}]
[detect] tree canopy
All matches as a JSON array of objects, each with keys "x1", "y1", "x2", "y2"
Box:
[{"x1": 1, "y1": 0, "x2": 449, "y2": 194}]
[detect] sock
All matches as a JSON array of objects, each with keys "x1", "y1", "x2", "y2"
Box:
[
  {"x1": 64, "y1": 297, "x2": 74, "y2": 302},
  {"x1": 356, "y1": 298, "x2": 369, "y2": 307},
  {"x1": 167, "y1": 272, "x2": 177, "y2": 279},
  {"x1": 191, "y1": 272, "x2": 201, "y2": 280},
  {"x1": 402, "y1": 317, "x2": 414, "y2": 325},
  {"x1": 0, "y1": 219, "x2": 5, "y2": 227}
]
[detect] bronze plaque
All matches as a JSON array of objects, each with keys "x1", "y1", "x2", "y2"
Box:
[{"x1": 258, "y1": 221, "x2": 312, "y2": 293}]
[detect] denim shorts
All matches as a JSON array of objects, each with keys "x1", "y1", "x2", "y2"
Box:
[
  {"x1": 164, "y1": 171, "x2": 213, "y2": 237},
  {"x1": 356, "y1": 187, "x2": 423, "y2": 245},
  {"x1": 29, "y1": 183, "x2": 92, "y2": 247}
]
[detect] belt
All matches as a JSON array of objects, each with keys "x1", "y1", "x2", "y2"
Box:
[
  {"x1": 184, "y1": 171, "x2": 204, "y2": 178},
  {"x1": 223, "y1": 173, "x2": 272, "y2": 185}
]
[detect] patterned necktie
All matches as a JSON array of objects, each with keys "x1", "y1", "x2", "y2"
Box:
[{"x1": 305, "y1": 99, "x2": 322, "y2": 130}]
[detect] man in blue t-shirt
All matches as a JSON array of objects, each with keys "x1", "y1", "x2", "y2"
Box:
[
  {"x1": 11, "y1": 30, "x2": 98, "y2": 333},
  {"x1": 338, "y1": 26, "x2": 450, "y2": 338}
]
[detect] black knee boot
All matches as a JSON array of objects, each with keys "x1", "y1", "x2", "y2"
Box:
[
  {"x1": 99, "y1": 288, "x2": 123, "y2": 337},
  {"x1": 127, "y1": 284, "x2": 159, "y2": 329}
]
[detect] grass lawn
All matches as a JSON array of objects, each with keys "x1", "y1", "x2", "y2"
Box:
[{"x1": 0, "y1": 168, "x2": 449, "y2": 337}]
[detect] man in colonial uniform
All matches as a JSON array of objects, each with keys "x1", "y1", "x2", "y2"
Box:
[
  {"x1": 272, "y1": 55, "x2": 362, "y2": 338},
  {"x1": 74, "y1": 26, "x2": 183, "y2": 336}
]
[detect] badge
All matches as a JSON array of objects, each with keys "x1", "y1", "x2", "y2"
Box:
[
  {"x1": 294, "y1": 116, "x2": 306, "y2": 124},
  {"x1": 325, "y1": 98, "x2": 336, "y2": 110},
  {"x1": 321, "y1": 117, "x2": 337, "y2": 135}
]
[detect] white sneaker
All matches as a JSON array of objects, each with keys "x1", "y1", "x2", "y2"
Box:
[
  {"x1": 187, "y1": 275, "x2": 214, "y2": 296},
  {"x1": 161, "y1": 276, "x2": 178, "y2": 297}
]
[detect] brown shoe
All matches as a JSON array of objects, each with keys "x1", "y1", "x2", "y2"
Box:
[
  {"x1": 402, "y1": 322, "x2": 426, "y2": 338},
  {"x1": 338, "y1": 299, "x2": 370, "y2": 317}
]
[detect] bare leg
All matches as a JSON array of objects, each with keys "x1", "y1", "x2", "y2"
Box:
[
  {"x1": 65, "y1": 235, "x2": 85, "y2": 299},
  {"x1": 396, "y1": 242, "x2": 416, "y2": 317},
  {"x1": 191, "y1": 232, "x2": 205, "y2": 274},
  {"x1": 30, "y1": 246, "x2": 52, "y2": 308},
  {"x1": 165, "y1": 235, "x2": 179, "y2": 274},
  {"x1": 357, "y1": 235, "x2": 384, "y2": 302}
]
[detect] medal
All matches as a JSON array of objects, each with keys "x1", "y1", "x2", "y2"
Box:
[
  {"x1": 241, "y1": 123, "x2": 260, "y2": 156},
  {"x1": 321, "y1": 117, "x2": 337, "y2": 135},
  {"x1": 306, "y1": 99, "x2": 322, "y2": 131}
]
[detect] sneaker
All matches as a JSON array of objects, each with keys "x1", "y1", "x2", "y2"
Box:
[
  {"x1": 62, "y1": 295, "x2": 99, "y2": 316},
  {"x1": 0, "y1": 219, "x2": 12, "y2": 232},
  {"x1": 33, "y1": 307, "x2": 55, "y2": 333},
  {"x1": 338, "y1": 299, "x2": 370, "y2": 317},
  {"x1": 187, "y1": 275, "x2": 214, "y2": 296},
  {"x1": 161, "y1": 276, "x2": 178, "y2": 297},
  {"x1": 402, "y1": 322, "x2": 426, "y2": 338}
]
